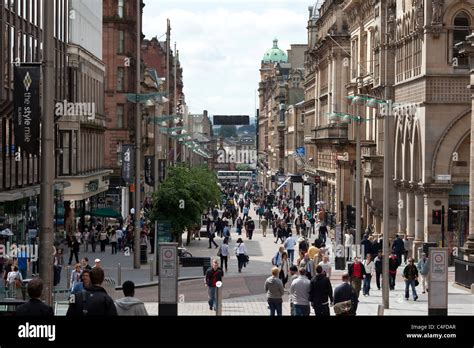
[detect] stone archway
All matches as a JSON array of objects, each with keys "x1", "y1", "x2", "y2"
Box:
[{"x1": 432, "y1": 109, "x2": 471, "y2": 181}]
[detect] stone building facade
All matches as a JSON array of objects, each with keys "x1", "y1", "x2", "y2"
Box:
[
  {"x1": 303, "y1": 0, "x2": 473, "y2": 258},
  {"x1": 258, "y1": 40, "x2": 306, "y2": 192}
]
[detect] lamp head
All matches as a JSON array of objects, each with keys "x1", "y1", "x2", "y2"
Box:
[
  {"x1": 350, "y1": 95, "x2": 366, "y2": 106},
  {"x1": 367, "y1": 98, "x2": 380, "y2": 109}
]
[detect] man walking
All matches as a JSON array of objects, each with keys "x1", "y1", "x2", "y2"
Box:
[
  {"x1": 16, "y1": 277, "x2": 54, "y2": 316},
  {"x1": 333, "y1": 273, "x2": 358, "y2": 316},
  {"x1": 403, "y1": 258, "x2": 419, "y2": 301},
  {"x1": 205, "y1": 259, "x2": 223, "y2": 311},
  {"x1": 348, "y1": 256, "x2": 366, "y2": 298},
  {"x1": 309, "y1": 265, "x2": 333, "y2": 316},
  {"x1": 289, "y1": 268, "x2": 311, "y2": 316},
  {"x1": 417, "y1": 253, "x2": 429, "y2": 294},
  {"x1": 392, "y1": 235, "x2": 405, "y2": 267},
  {"x1": 284, "y1": 233, "x2": 296, "y2": 264},
  {"x1": 66, "y1": 267, "x2": 117, "y2": 316},
  {"x1": 115, "y1": 280, "x2": 148, "y2": 315}
]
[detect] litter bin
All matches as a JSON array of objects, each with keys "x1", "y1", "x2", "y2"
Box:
[{"x1": 140, "y1": 244, "x2": 148, "y2": 264}]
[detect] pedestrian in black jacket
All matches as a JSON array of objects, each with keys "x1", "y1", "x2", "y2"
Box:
[
  {"x1": 333, "y1": 273, "x2": 359, "y2": 316},
  {"x1": 66, "y1": 267, "x2": 117, "y2": 316},
  {"x1": 392, "y1": 235, "x2": 405, "y2": 266},
  {"x1": 309, "y1": 266, "x2": 333, "y2": 316},
  {"x1": 16, "y1": 277, "x2": 54, "y2": 316},
  {"x1": 374, "y1": 250, "x2": 383, "y2": 290}
]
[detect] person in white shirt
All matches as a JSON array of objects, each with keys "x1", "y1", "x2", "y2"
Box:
[
  {"x1": 318, "y1": 255, "x2": 332, "y2": 279},
  {"x1": 115, "y1": 228, "x2": 124, "y2": 251},
  {"x1": 70, "y1": 263, "x2": 82, "y2": 291},
  {"x1": 362, "y1": 254, "x2": 375, "y2": 296},
  {"x1": 284, "y1": 234, "x2": 296, "y2": 265},
  {"x1": 234, "y1": 238, "x2": 248, "y2": 273},
  {"x1": 219, "y1": 237, "x2": 230, "y2": 273},
  {"x1": 344, "y1": 231, "x2": 353, "y2": 261}
]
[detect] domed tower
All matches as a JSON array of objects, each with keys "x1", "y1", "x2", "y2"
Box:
[{"x1": 262, "y1": 38, "x2": 288, "y2": 64}]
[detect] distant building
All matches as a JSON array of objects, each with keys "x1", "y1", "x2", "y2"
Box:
[{"x1": 258, "y1": 38, "x2": 306, "y2": 192}]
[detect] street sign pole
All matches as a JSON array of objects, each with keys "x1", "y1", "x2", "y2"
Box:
[{"x1": 158, "y1": 243, "x2": 178, "y2": 316}]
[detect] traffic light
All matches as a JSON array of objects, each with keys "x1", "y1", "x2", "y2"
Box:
[
  {"x1": 432, "y1": 209, "x2": 441, "y2": 225},
  {"x1": 346, "y1": 205, "x2": 356, "y2": 228}
]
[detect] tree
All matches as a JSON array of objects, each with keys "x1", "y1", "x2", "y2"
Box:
[
  {"x1": 219, "y1": 125, "x2": 237, "y2": 138},
  {"x1": 151, "y1": 165, "x2": 221, "y2": 245}
]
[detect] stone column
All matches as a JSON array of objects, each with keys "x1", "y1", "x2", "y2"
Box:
[
  {"x1": 464, "y1": 32, "x2": 474, "y2": 259},
  {"x1": 406, "y1": 189, "x2": 415, "y2": 240},
  {"x1": 374, "y1": 214, "x2": 382, "y2": 237},
  {"x1": 398, "y1": 187, "x2": 407, "y2": 235},
  {"x1": 413, "y1": 186, "x2": 424, "y2": 260}
]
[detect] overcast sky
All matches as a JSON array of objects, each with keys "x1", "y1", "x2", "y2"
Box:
[{"x1": 143, "y1": 0, "x2": 313, "y2": 118}]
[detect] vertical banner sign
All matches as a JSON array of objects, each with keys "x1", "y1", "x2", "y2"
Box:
[
  {"x1": 121, "y1": 144, "x2": 135, "y2": 184},
  {"x1": 158, "y1": 159, "x2": 166, "y2": 183},
  {"x1": 14, "y1": 64, "x2": 41, "y2": 155},
  {"x1": 144, "y1": 155, "x2": 155, "y2": 186}
]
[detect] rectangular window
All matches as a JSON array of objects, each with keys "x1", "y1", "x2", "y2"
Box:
[
  {"x1": 60, "y1": 131, "x2": 71, "y2": 176},
  {"x1": 118, "y1": 0, "x2": 124, "y2": 18},
  {"x1": 117, "y1": 67, "x2": 124, "y2": 91},
  {"x1": 118, "y1": 30, "x2": 124, "y2": 54},
  {"x1": 117, "y1": 104, "x2": 124, "y2": 128}
]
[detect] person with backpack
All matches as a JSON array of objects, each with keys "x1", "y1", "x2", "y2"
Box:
[{"x1": 66, "y1": 267, "x2": 118, "y2": 316}]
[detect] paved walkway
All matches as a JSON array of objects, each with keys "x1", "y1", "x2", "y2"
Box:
[{"x1": 170, "y1": 204, "x2": 474, "y2": 315}]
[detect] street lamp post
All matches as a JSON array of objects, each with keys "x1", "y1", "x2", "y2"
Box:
[
  {"x1": 39, "y1": 0, "x2": 55, "y2": 305},
  {"x1": 329, "y1": 94, "x2": 393, "y2": 309},
  {"x1": 134, "y1": 0, "x2": 142, "y2": 269}
]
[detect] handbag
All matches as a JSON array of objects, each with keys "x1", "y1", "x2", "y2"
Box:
[
  {"x1": 217, "y1": 246, "x2": 222, "y2": 257},
  {"x1": 333, "y1": 300, "x2": 352, "y2": 315},
  {"x1": 15, "y1": 275, "x2": 22, "y2": 288},
  {"x1": 415, "y1": 279, "x2": 419, "y2": 287}
]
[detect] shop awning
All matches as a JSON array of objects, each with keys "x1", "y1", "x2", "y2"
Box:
[{"x1": 86, "y1": 208, "x2": 121, "y2": 218}]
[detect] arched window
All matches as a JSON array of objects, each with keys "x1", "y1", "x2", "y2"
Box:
[{"x1": 453, "y1": 12, "x2": 471, "y2": 67}]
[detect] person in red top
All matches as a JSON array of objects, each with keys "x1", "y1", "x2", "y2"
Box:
[
  {"x1": 348, "y1": 256, "x2": 366, "y2": 298},
  {"x1": 205, "y1": 259, "x2": 223, "y2": 311}
]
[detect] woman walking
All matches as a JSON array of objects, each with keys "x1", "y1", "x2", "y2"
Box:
[
  {"x1": 279, "y1": 252, "x2": 290, "y2": 287},
  {"x1": 219, "y1": 237, "x2": 230, "y2": 273},
  {"x1": 362, "y1": 254, "x2": 374, "y2": 296},
  {"x1": 234, "y1": 238, "x2": 248, "y2": 273},
  {"x1": 264, "y1": 267, "x2": 284, "y2": 316}
]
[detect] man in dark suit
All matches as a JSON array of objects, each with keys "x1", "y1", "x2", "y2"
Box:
[
  {"x1": 16, "y1": 277, "x2": 54, "y2": 316},
  {"x1": 333, "y1": 273, "x2": 359, "y2": 316}
]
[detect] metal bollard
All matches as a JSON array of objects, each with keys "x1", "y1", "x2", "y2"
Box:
[
  {"x1": 66, "y1": 265, "x2": 71, "y2": 289},
  {"x1": 117, "y1": 263, "x2": 122, "y2": 286},
  {"x1": 377, "y1": 304, "x2": 384, "y2": 316},
  {"x1": 216, "y1": 281, "x2": 223, "y2": 316},
  {"x1": 149, "y1": 258, "x2": 153, "y2": 281}
]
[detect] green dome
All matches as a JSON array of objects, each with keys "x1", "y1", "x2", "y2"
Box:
[{"x1": 262, "y1": 39, "x2": 288, "y2": 63}]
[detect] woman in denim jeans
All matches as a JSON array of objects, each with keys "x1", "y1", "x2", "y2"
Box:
[{"x1": 362, "y1": 254, "x2": 374, "y2": 296}]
